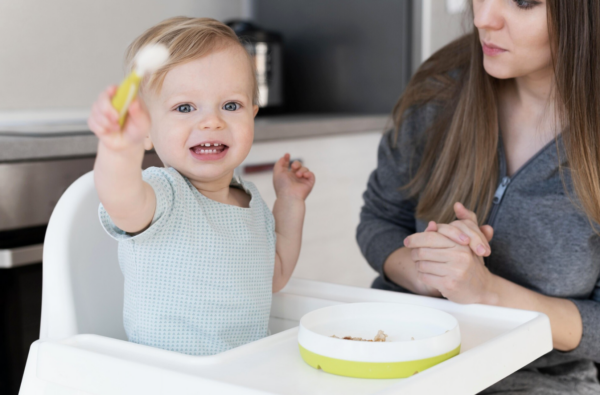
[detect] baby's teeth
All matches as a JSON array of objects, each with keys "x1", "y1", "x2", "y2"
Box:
[
  {"x1": 195, "y1": 147, "x2": 221, "y2": 154},
  {"x1": 205, "y1": 143, "x2": 211, "y2": 147}
]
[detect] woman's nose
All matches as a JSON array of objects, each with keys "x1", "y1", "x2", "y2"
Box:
[
  {"x1": 197, "y1": 111, "x2": 225, "y2": 131},
  {"x1": 473, "y1": 0, "x2": 504, "y2": 31}
]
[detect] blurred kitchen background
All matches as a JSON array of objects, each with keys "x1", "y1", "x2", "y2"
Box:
[{"x1": 0, "y1": 0, "x2": 469, "y2": 393}]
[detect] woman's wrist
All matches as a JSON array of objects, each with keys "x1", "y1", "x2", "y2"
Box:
[{"x1": 481, "y1": 272, "x2": 501, "y2": 306}]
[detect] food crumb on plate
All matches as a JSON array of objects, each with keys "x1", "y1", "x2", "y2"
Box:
[{"x1": 331, "y1": 330, "x2": 388, "y2": 342}]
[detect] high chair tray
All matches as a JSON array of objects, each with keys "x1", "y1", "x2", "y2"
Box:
[{"x1": 20, "y1": 279, "x2": 552, "y2": 395}]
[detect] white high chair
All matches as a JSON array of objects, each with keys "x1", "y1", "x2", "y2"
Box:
[
  {"x1": 19, "y1": 171, "x2": 552, "y2": 395},
  {"x1": 19, "y1": 170, "x2": 318, "y2": 395},
  {"x1": 39, "y1": 171, "x2": 126, "y2": 342}
]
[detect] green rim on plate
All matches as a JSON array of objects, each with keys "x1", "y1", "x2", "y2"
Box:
[{"x1": 299, "y1": 343, "x2": 461, "y2": 379}]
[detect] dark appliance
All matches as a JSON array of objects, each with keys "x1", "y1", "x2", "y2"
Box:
[
  {"x1": 227, "y1": 20, "x2": 284, "y2": 114},
  {"x1": 250, "y1": 0, "x2": 413, "y2": 114}
]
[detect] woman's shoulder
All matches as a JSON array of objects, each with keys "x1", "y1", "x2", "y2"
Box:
[{"x1": 388, "y1": 102, "x2": 441, "y2": 154}]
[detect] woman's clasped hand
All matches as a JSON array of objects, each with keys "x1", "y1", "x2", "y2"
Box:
[{"x1": 403, "y1": 202, "x2": 497, "y2": 304}]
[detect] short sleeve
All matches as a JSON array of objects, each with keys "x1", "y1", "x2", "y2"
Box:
[{"x1": 98, "y1": 167, "x2": 178, "y2": 242}]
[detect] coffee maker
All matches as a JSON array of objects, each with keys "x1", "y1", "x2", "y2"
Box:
[{"x1": 227, "y1": 20, "x2": 284, "y2": 114}]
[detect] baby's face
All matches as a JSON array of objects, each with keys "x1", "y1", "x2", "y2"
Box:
[{"x1": 145, "y1": 46, "x2": 258, "y2": 184}]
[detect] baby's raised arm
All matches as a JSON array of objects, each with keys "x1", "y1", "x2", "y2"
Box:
[
  {"x1": 88, "y1": 86, "x2": 156, "y2": 233},
  {"x1": 271, "y1": 154, "x2": 316, "y2": 293}
]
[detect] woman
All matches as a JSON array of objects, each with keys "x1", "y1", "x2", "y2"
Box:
[{"x1": 357, "y1": 0, "x2": 600, "y2": 393}]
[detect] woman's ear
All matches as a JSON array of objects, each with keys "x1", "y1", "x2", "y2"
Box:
[
  {"x1": 253, "y1": 105, "x2": 259, "y2": 118},
  {"x1": 144, "y1": 134, "x2": 154, "y2": 151}
]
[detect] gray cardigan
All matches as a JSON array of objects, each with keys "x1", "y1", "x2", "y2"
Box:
[{"x1": 357, "y1": 104, "x2": 600, "y2": 394}]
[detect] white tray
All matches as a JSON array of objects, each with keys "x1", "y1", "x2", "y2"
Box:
[{"x1": 20, "y1": 279, "x2": 552, "y2": 395}]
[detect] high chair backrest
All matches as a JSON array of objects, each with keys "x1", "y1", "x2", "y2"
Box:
[{"x1": 40, "y1": 171, "x2": 126, "y2": 340}]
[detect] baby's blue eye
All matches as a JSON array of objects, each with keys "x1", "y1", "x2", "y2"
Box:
[
  {"x1": 223, "y1": 102, "x2": 241, "y2": 111},
  {"x1": 176, "y1": 104, "x2": 194, "y2": 113}
]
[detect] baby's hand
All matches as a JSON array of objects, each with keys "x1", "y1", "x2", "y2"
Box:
[
  {"x1": 87, "y1": 85, "x2": 150, "y2": 152},
  {"x1": 273, "y1": 153, "x2": 315, "y2": 201}
]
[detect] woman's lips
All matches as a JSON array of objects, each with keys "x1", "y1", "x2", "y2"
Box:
[
  {"x1": 189, "y1": 144, "x2": 229, "y2": 161},
  {"x1": 482, "y1": 42, "x2": 507, "y2": 56}
]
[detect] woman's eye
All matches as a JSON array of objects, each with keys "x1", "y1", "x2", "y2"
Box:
[
  {"x1": 513, "y1": 0, "x2": 539, "y2": 9},
  {"x1": 176, "y1": 104, "x2": 194, "y2": 113},
  {"x1": 223, "y1": 102, "x2": 241, "y2": 111}
]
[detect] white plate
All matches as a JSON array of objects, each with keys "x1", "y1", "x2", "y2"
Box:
[{"x1": 297, "y1": 302, "x2": 461, "y2": 378}]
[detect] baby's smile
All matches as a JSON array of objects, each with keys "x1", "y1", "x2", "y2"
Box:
[{"x1": 189, "y1": 141, "x2": 229, "y2": 161}]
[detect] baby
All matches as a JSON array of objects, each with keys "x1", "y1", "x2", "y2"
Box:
[{"x1": 87, "y1": 17, "x2": 315, "y2": 356}]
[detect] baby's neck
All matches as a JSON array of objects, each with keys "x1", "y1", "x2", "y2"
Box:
[{"x1": 189, "y1": 174, "x2": 250, "y2": 208}]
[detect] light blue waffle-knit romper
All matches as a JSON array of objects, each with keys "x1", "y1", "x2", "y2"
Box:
[{"x1": 98, "y1": 167, "x2": 276, "y2": 356}]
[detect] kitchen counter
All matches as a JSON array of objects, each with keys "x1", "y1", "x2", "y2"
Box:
[{"x1": 0, "y1": 114, "x2": 389, "y2": 162}]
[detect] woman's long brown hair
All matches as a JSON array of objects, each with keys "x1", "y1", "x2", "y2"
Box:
[{"x1": 395, "y1": 0, "x2": 600, "y2": 227}]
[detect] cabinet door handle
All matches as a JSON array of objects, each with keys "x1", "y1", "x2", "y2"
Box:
[
  {"x1": 0, "y1": 244, "x2": 44, "y2": 268},
  {"x1": 243, "y1": 159, "x2": 302, "y2": 174}
]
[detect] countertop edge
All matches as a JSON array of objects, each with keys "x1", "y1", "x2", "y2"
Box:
[{"x1": 0, "y1": 115, "x2": 391, "y2": 162}]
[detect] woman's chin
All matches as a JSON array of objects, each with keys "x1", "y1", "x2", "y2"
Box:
[{"x1": 483, "y1": 59, "x2": 518, "y2": 80}]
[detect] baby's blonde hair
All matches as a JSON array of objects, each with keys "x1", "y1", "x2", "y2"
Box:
[{"x1": 125, "y1": 17, "x2": 258, "y2": 104}]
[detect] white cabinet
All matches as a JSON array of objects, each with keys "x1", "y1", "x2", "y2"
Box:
[{"x1": 241, "y1": 131, "x2": 383, "y2": 288}]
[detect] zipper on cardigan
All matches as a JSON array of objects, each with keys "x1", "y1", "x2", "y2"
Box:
[
  {"x1": 493, "y1": 176, "x2": 511, "y2": 204},
  {"x1": 485, "y1": 135, "x2": 559, "y2": 228},
  {"x1": 487, "y1": 176, "x2": 510, "y2": 226}
]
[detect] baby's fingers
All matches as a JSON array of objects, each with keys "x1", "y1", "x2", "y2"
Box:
[
  {"x1": 125, "y1": 99, "x2": 150, "y2": 136},
  {"x1": 89, "y1": 103, "x2": 119, "y2": 136},
  {"x1": 87, "y1": 117, "x2": 107, "y2": 136},
  {"x1": 273, "y1": 154, "x2": 290, "y2": 177},
  {"x1": 99, "y1": 86, "x2": 120, "y2": 124},
  {"x1": 290, "y1": 160, "x2": 302, "y2": 171},
  {"x1": 105, "y1": 85, "x2": 118, "y2": 98},
  {"x1": 299, "y1": 169, "x2": 316, "y2": 186},
  {"x1": 294, "y1": 165, "x2": 310, "y2": 177},
  {"x1": 304, "y1": 171, "x2": 315, "y2": 183}
]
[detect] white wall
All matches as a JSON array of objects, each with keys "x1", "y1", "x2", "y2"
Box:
[
  {"x1": 419, "y1": 0, "x2": 470, "y2": 63},
  {"x1": 0, "y1": 0, "x2": 249, "y2": 111}
]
